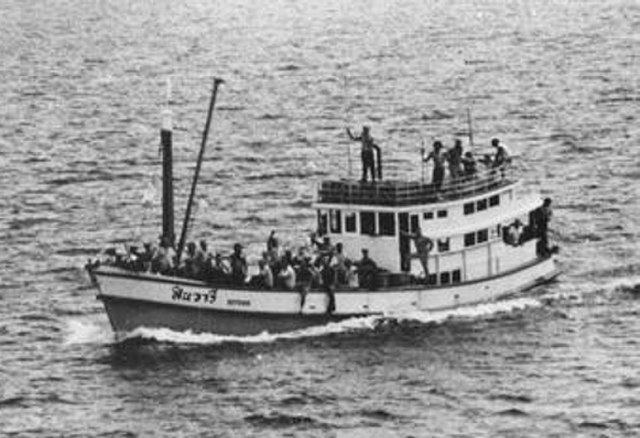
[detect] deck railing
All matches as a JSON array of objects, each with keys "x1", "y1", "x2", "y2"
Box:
[{"x1": 317, "y1": 163, "x2": 516, "y2": 206}]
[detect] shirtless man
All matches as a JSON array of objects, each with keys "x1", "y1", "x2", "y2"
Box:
[
  {"x1": 402, "y1": 226, "x2": 433, "y2": 277},
  {"x1": 423, "y1": 141, "x2": 447, "y2": 191},
  {"x1": 347, "y1": 126, "x2": 381, "y2": 182}
]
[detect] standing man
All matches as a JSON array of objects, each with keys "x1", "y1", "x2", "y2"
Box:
[
  {"x1": 402, "y1": 226, "x2": 433, "y2": 278},
  {"x1": 423, "y1": 141, "x2": 447, "y2": 191},
  {"x1": 539, "y1": 198, "x2": 553, "y2": 255},
  {"x1": 229, "y1": 243, "x2": 248, "y2": 285},
  {"x1": 347, "y1": 125, "x2": 381, "y2": 182},
  {"x1": 447, "y1": 139, "x2": 464, "y2": 180}
]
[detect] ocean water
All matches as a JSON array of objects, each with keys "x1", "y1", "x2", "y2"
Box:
[{"x1": 1, "y1": 0, "x2": 639, "y2": 436}]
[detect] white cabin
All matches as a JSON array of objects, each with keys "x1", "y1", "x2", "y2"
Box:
[{"x1": 313, "y1": 164, "x2": 548, "y2": 287}]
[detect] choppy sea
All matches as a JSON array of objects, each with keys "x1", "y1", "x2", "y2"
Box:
[{"x1": 1, "y1": 0, "x2": 639, "y2": 436}]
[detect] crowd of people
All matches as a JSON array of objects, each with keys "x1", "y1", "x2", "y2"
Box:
[
  {"x1": 99, "y1": 230, "x2": 382, "y2": 292},
  {"x1": 248, "y1": 231, "x2": 379, "y2": 292}
]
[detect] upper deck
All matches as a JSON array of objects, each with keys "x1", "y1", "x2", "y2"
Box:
[{"x1": 317, "y1": 163, "x2": 516, "y2": 207}]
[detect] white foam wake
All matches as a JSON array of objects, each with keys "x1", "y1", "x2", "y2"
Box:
[
  {"x1": 63, "y1": 317, "x2": 115, "y2": 346},
  {"x1": 390, "y1": 296, "x2": 542, "y2": 325},
  {"x1": 122, "y1": 297, "x2": 542, "y2": 345}
]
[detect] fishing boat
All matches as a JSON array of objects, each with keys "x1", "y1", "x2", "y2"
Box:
[{"x1": 87, "y1": 79, "x2": 560, "y2": 337}]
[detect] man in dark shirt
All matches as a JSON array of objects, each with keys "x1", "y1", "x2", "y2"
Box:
[
  {"x1": 229, "y1": 243, "x2": 248, "y2": 285},
  {"x1": 357, "y1": 249, "x2": 378, "y2": 290}
]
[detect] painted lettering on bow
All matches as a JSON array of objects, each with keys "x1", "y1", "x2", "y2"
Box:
[{"x1": 171, "y1": 285, "x2": 217, "y2": 304}]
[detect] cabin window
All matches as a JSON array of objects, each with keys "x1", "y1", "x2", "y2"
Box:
[
  {"x1": 423, "y1": 211, "x2": 434, "y2": 220},
  {"x1": 378, "y1": 212, "x2": 395, "y2": 236},
  {"x1": 317, "y1": 211, "x2": 328, "y2": 235},
  {"x1": 345, "y1": 212, "x2": 357, "y2": 233},
  {"x1": 440, "y1": 272, "x2": 451, "y2": 285},
  {"x1": 490, "y1": 226, "x2": 500, "y2": 239},
  {"x1": 437, "y1": 209, "x2": 448, "y2": 218},
  {"x1": 464, "y1": 202, "x2": 475, "y2": 215},
  {"x1": 477, "y1": 199, "x2": 488, "y2": 211},
  {"x1": 477, "y1": 229, "x2": 488, "y2": 243},
  {"x1": 489, "y1": 195, "x2": 500, "y2": 207},
  {"x1": 427, "y1": 273, "x2": 437, "y2": 285},
  {"x1": 464, "y1": 232, "x2": 476, "y2": 247},
  {"x1": 360, "y1": 211, "x2": 375, "y2": 235},
  {"x1": 437, "y1": 238, "x2": 450, "y2": 252},
  {"x1": 329, "y1": 209, "x2": 342, "y2": 234},
  {"x1": 452, "y1": 269, "x2": 461, "y2": 283}
]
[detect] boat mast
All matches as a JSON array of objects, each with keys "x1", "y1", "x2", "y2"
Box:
[
  {"x1": 160, "y1": 81, "x2": 175, "y2": 247},
  {"x1": 176, "y1": 77, "x2": 224, "y2": 265}
]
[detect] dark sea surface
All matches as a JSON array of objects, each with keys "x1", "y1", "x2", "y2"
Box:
[{"x1": 1, "y1": 0, "x2": 639, "y2": 436}]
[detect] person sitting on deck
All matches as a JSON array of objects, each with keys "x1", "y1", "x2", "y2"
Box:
[
  {"x1": 113, "y1": 245, "x2": 128, "y2": 269},
  {"x1": 250, "y1": 259, "x2": 274, "y2": 289},
  {"x1": 446, "y1": 139, "x2": 464, "y2": 180},
  {"x1": 461, "y1": 151, "x2": 477, "y2": 179},
  {"x1": 346, "y1": 125, "x2": 381, "y2": 182},
  {"x1": 507, "y1": 219, "x2": 524, "y2": 246},
  {"x1": 356, "y1": 249, "x2": 378, "y2": 290},
  {"x1": 345, "y1": 259, "x2": 359, "y2": 288},
  {"x1": 229, "y1": 243, "x2": 248, "y2": 285},
  {"x1": 330, "y1": 242, "x2": 348, "y2": 285},
  {"x1": 127, "y1": 246, "x2": 144, "y2": 271},
  {"x1": 208, "y1": 253, "x2": 230, "y2": 282},
  {"x1": 182, "y1": 242, "x2": 199, "y2": 278},
  {"x1": 423, "y1": 141, "x2": 447, "y2": 191},
  {"x1": 152, "y1": 236, "x2": 176, "y2": 275},
  {"x1": 189, "y1": 240, "x2": 210, "y2": 279},
  {"x1": 491, "y1": 138, "x2": 511, "y2": 168},
  {"x1": 278, "y1": 259, "x2": 297, "y2": 290},
  {"x1": 138, "y1": 242, "x2": 156, "y2": 272}
]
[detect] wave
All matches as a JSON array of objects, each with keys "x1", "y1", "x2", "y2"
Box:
[
  {"x1": 0, "y1": 396, "x2": 27, "y2": 408},
  {"x1": 542, "y1": 275, "x2": 640, "y2": 304},
  {"x1": 244, "y1": 412, "x2": 321, "y2": 428},
  {"x1": 496, "y1": 408, "x2": 528, "y2": 417}
]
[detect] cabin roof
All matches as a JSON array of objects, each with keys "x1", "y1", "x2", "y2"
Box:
[{"x1": 317, "y1": 164, "x2": 516, "y2": 207}]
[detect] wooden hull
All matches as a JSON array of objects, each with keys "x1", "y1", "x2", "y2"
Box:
[
  {"x1": 92, "y1": 256, "x2": 560, "y2": 337},
  {"x1": 100, "y1": 296, "x2": 347, "y2": 337}
]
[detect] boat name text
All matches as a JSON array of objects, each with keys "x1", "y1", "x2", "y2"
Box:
[{"x1": 171, "y1": 285, "x2": 217, "y2": 304}]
